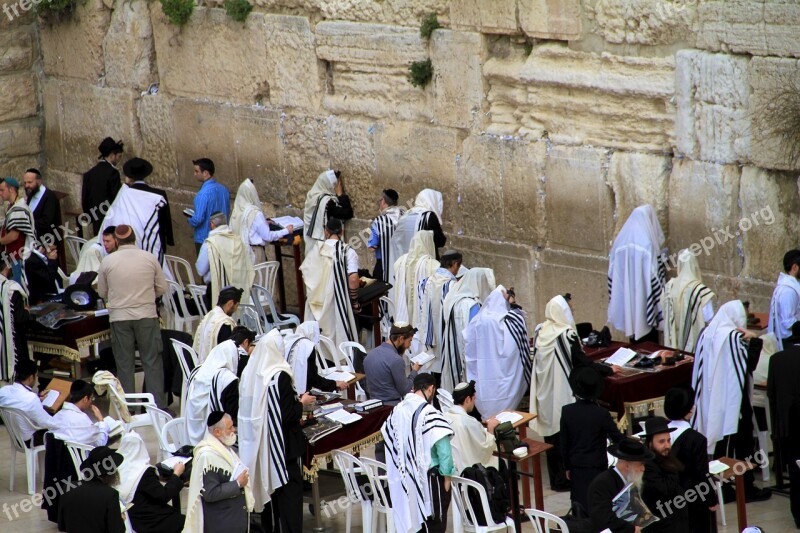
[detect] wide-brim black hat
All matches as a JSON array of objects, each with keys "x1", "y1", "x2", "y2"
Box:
[
  {"x1": 568, "y1": 365, "x2": 605, "y2": 400},
  {"x1": 122, "y1": 157, "x2": 153, "y2": 181},
  {"x1": 664, "y1": 385, "x2": 695, "y2": 421},
  {"x1": 80, "y1": 445, "x2": 123, "y2": 474},
  {"x1": 608, "y1": 437, "x2": 655, "y2": 462},
  {"x1": 642, "y1": 416, "x2": 677, "y2": 439}
]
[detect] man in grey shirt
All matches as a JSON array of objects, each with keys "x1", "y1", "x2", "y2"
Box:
[{"x1": 363, "y1": 322, "x2": 422, "y2": 406}]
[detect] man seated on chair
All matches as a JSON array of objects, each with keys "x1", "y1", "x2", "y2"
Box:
[
  {"x1": 68, "y1": 226, "x2": 117, "y2": 284},
  {"x1": 184, "y1": 340, "x2": 240, "y2": 444},
  {"x1": 193, "y1": 286, "x2": 242, "y2": 364},
  {"x1": 0, "y1": 359, "x2": 59, "y2": 447},
  {"x1": 24, "y1": 242, "x2": 61, "y2": 305},
  {"x1": 443, "y1": 380, "x2": 499, "y2": 473},
  {"x1": 51, "y1": 379, "x2": 110, "y2": 446}
]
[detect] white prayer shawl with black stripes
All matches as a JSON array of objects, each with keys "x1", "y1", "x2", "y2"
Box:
[
  {"x1": 662, "y1": 250, "x2": 715, "y2": 352},
  {"x1": 3, "y1": 197, "x2": 35, "y2": 266},
  {"x1": 464, "y1": 286, "x2": 529, "y2": 417},
  {"x1": 206, "y1": 225, "x2": 255, "y2": 308},
  {"x1": 301, "y1": 239, "x2": 357, "y2": 350},
  {"x1": 0, "y1": 275, "x2": 25, "y2": 381},
  {"x1": 382, "y1": 393, "x2": 453, "y2": 533},
  {"x1": 391, "y1": 230, "x2": 439, "y2": 329},
  {"x1": 607, "y1": 204, "x2": 667, "y2": 339},
  {"x1": 282, "y1": 321, "x2": 320, "y2": 395},
  {"x1": 100, "y1": 184, "x2": 165, "y2": 265},
  {"x1": 193, "y1": 306, "x2": 237, "y2": 364},
  {"x1": 691, "y1": 301, "x2": 749, "y2": 453},
  {"x1": 388, "y1": 189, "x2": 443, "y2": 270},
  {"x1": 183, "y1": 340, "x2": 239, "y2": 445},
  {"x1": 373, "y1": 205, "x2": 405, "y2": 283},
  {"x1": 418, "y1": 269, "x2": 457, "y2": 368},
  {"x1": 239, "y1": 330, "x2": 293, "y2": 510},
  {"x1": 303, "y1": 170, "x2": 338, "y2": 256}
]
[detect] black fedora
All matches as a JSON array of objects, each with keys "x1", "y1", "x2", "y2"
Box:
[
  {"x1": 608, "y1": 437, "x2": 654, "y2": 462},
  {"x1": 642, "y1": 416, "x2": 677, "y2": 439},
  {"x1": 122, "y1": 157, "x2": 153, "y2": 181},
  {"x1": 79, "y1": 445, "x2": 123, "y2": 475},
  {"x1": 664, "y1": 385, "x2": 695, "y2": 421},
  {"x1": 568, "y1": 365, "x2": 605, "y2": 400}
]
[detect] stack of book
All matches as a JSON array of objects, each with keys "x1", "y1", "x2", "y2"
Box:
[{"x1": 354, "y1": 399, "x2": 383, "y2": 413}]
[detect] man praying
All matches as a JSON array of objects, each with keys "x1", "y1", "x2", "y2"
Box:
[
  {"x1": 195, "y1": 211, "x2": 255, "y2": 308},
  {"x1": 444, "y1": 380, "x2": 499, "y2": 472},
  {"x1": 368, "y1": 188, "x2": 403, "y2": 282},
  {"x1": 229, "y1": 179, "x2": 292, "y2": 264},
  {"x1": 302, "y1": 169, "x2": 353, "y2": 256},
  {"x1": 193, "y1": 286, "x2": 243, "y2": 363},
  {"x1": 662, "y1": 249, "x2": 715, "y2": 352},
  {"x1": 389, "y1": 188, "x2": 446, "y2": 261},
  {"x1": 391, "y1": 230, "x2": 439, "y2": 329},
  {"x1": 184, "y1": 340, "x2": 240, "y2": 445}
]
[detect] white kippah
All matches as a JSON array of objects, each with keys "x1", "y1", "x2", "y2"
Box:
[
  {"x1": 454, "y1": 382, "x2": 470, "y2": 392},
  {"x1": 742, "y1": 528, "x2": 764, "y2": 533}
]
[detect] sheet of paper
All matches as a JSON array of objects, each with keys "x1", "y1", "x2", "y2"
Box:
[
  {"x1": 605, "y1": 347, "x2": 638, "y2": 367},
  {"x1": 708, "y1": 460, "x2": 728, "y2": 475},
  {"x1": 325, "y1": 370, "x2": 355, "y2": 382},
  {"x1": 495, "y1": 411, "x2": 523, "y2": 425},
  {"x1": 232, "y1": 461, "x2": 248, "y2": 480},
  {"x1": 160, "y1": 456, "x2": 190, "y2": 469},
  {"x1": 41, "y1": 389, "x2": 60, "y2": 408},
  {"x1": 325, "y1": 409, "x2": 362, "y2": 425},
  {"x1": 411, "y1": 352, "x2": 435, "y2": 366},
  {"x1": 271, "y1": 216, "x2": 304, "y2": 229}
]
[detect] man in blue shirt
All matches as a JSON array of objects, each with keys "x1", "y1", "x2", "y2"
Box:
[{"x1": 187, "y1": 158, "x2": 231, "y2": 254}]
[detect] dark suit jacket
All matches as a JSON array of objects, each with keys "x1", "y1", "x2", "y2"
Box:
[
  {"x1": 30, "y1": 187, "x2": 62, "y2": 240},
  {"x1": 587, "y1": 468, "x2": 635, "y2": 533},
  {"x1": 671, "y1": 428, "x2": 717, "y2": 533},
  {"x1": 642, "y1": 458, "x2": 690, "y2": 532},
  {"x1": 82, "y1": 161, "x2": 121, "y2": 231},
  {"x1": 130, "y1": 182, "x2": 175, "y2": 251},
  {"x1": 58, "y1": 478, "x2": 126, "y2": 533},
  {"x1": 201, "y1": 460, "x2": 248, "y2": 533},
  {"x1": 277, "y1": 371, "x2": 306, "y2": 460},
  {"x1": 561, "y1": 399, "x2": 624, "y2": 470},
  {"x1": 24, "y1": 253, "x2": 60, "y2": 305},
  {"x1": 129, "y1": 467, "x2": 185, "y2": 533}
]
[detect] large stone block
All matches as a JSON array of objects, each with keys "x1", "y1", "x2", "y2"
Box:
[
  {"x1": 152, "y1": 8, "x2": 270, "y2": 105},
  {"x1": 316, "y1": 21, "x2": 427, "y2": 65},
  {"x1": 697, "y1": 0, "x2": 800, "y2": 58},
  {"x1": 382, "y1": 0, "x2": 449, "y2": 27},
  {"x1": 0, "y1": 118, "x2": 41, "y2": 158},
  {"x1": 739, "y1": 166, "x2": 800, "y2": 282},
  {"x1": 675, "y1": 50, "x2": 751, "y2": 164},
  {"x1": 45, "y1": 169, "x2": 82, "y2": 213},
  {"x1": 484, "y1": 44, "x2": 675, "y2": 152},
  {"x1": 231, "y1": 106, "x2": 285, "y2": 205},
  {"x1": 606, "y1": 152, "x2": 671, "y2": 236},
  {"x1": 103, "y1": 0, "x2": 156, "y2": 91},
  {"x1": 431, "y1": 29, "x2": 485, "y2": 130},
  {"x1": 264, "y1": 15, "x2": 320, "y2": 112},
  {"x1": 282, "y1": 114, "x2": 330, "y2": 209},
  {"x1": 39, "y1": 0, "x2": 111, "y2": 82},
  {"x1": 0, "y1": 6, "x2": 35, "y2": 30},
  {"x1": 667, "y1": 159, "x2": 742, "y2": 277},
  {"x1": 519, "y1": 0, "x2": 582, "y2": 41},
  {"x1": 0, "y1": 71, "x2": 37, "y2": 122},
  {"x1": 0, "y1": 154, "x2": 42, "y2": 181},
  {"x1": 137, "y1": 95, "x2": 178, "y2": 189},
  {"x1": 0, "y1": 28, "x2": 35, "y2": 72},
  {"x1": 586, "y1": 0, "x2": 697, "y2": 46},
  {"x1": 543, "y1": 145, "x2": 614, "y2": 255},
  {"x1": 449, "y1": 0, "x2": 518, "y2": 34},
  {"x1": 327, "y1": 118, "x2": 377, "y2": 214}
]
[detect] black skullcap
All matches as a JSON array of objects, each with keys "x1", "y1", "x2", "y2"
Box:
[
  {"x1": 217, "y1": 286, "x2": 244, "y2": 306},
  {"x1": 207, "y1": 410, "x2": 226, "y2": 427},
  {"x1": 14, "y1": 359, "x2": 38, "y2": 382},
  {"x1": 98, "y1": 137, "x2": 124, "y2": 158},
  {"x1": 382, "y1": 189, "x2": 399, "y2": 204},
  {"x1": 413, "y1": 372, "x2": 436, "y2": 391},
  {"x1": 69, "y1": 379, "x2": 94, "y2": 402},
  {"x1": 325, "y1": 217, "x2": 343, "y2": 235}
]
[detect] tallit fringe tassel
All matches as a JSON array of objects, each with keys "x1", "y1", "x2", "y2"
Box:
[{"x1": 302, "y1": 431, "x2": 384, "y2": 481}]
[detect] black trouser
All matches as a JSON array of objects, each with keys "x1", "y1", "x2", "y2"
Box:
[
  {"x1": 419, "y1": 468, "x2": 450, "y2": 533},
  {"x1": 544, "y1": 433, "x2": 569, "y2": 490},
  {"x1": 569, "y1": 465, "x2": 604, "y2": 512},
  {"x1": 779, "y1": 432, "x2": 800, "y2": 525},
  {"x1": 261, "y1": 457, "x2": 303, "y2": 533},
  {"x1": 714, "y1": 393, "x2": 758, "y2": 495}
]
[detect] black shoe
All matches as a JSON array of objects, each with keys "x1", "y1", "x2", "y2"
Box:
[
  {"x1": 745, "y1": 487, "x2": 772, "y2": 502},
  {"x1": 551, "y1": 483, "x2": 571, "y2": 493}
]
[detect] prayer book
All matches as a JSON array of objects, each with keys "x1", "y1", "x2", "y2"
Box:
[
  {"x1": 324, "y1": 370, "x2": 356, "y2": 382},
  {"x1": 708, "y1": 460, "x2": 728, "y2": 475},
  {"x1": 270, "y1": 216, "x2": 304, "y2": 229},
  {"x1": 324, "y1": 409, "x2": 362, "y2": 426},
  {"x1": 410, "y1": 352, "x2": 435, "y2": 366},
  {"x1": 104, "y1": 416, "x2": 124, "y2": 438},
  {"x1": 42, "y1": 377, "x2": 71, "y2": 411},
  {"x1": 41, "y1": 389, "x2": 60, "y2": 408},
  {"x1": 605, "y1": 347, "x2": 638, "y2": 367},
  {"x1": 354, "y1": 399, "x2": 383, "y2": 412},
  {"x1": 160, "y1": 456, "x2": 191, "y2": 470},
  {"x1": 232, "y1": 461, "x2": 248, "y2": 481},
  {"x1": 303, "y1": 419, "x2": 343, "y2": 444},
  {"x1": 310, "y1": 388, "x2": 340, "y2": 404},
  {"x1": 495, "y1": 412, "x2": 524, "y2": 425},
  {"x1": 314, "y1": 402, "x2": 344, "y2": 417},
  {"x1": 182, "y1": 208, "x2": 194, "y2": 217}
]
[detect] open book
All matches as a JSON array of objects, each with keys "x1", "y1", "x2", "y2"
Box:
[
  {"x1": 411, "y1": 352, "x2": 435, "y2": 366},
  {"x1": 612, "y1": 482, "x2": 659, "y2": 528},
  {"x1": 303, "y1": 419, "x2": 343, "y2": 444},
  {"x1": 104, "y1": 416, "x2": 125, "y2": 438}
]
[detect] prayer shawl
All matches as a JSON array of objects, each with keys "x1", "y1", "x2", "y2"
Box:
[
  {"x1": 229, "y1": 179, "x2": 262, "y2": 247},
  {"x1": 691, "y1": 301, "x2": 749, "y2": 453},
  {"x1": 444, "y1": 404, "x2": 499, "y2": 471},
  {"x1": 205, "y1": 225, "x2": 255, "y2": 308},
  {"x1": 768, "y1": 272, "x2": 800, "y2": 351},
  {"x1": 388, "y1": 189, "x2": 443, "y2": 271},
  {"x1": 440, "y1": 268, "x2": 496, "y2": 392},
  {"x1": 117, "y1": 432, "x2": 151, "y2": 505},
  {"x1": 0, "y1": 275, "x2": 25, "y2": 381},
  {"x1": 101, "y1": 184, "x2": 165, "y2": 265},
  {"x1": 92, "y1": 370, "x2": 132, "y2": 423},
  {"x1": 239, "y1": 329, "x2": 294, "y2": 510},
  {"x1": 529, "y1": 295, "x2": 577, "y2": 437},
  {"x1": 301, "y1": 239, "x2": 358, "y2": 349},
  {"x1": 381, "y1": 393, "x2": 453, "y2": 533},
  {"x1": 184, "y1": 340, "x2": 239, "y2": 445},
  {"x1": 283, "y1": 321, "x2": 320, "y2": 395},
  {"x1": 607, "y1": 204, "x2": 667, "y2": 339},
  {"x1": 193, "y1": 306, "x2": 237, "y2": 364},
  {"x1": 3, "y1": 197, "x2": 35, "y2": 260},
  {"x1": 68, "y1": 236, "x2": 104, "y2": 284},
  {"x1": 464, "y1": 286, "x2": 529, "y2": 417},
  {"x1": 373, "y1": 205, "x2": 405, "y2": 283},
  {"x1": 662, "y1": 249, "x2": 715, "y2": 352},
  {"x1": 184, "y1": 429, "x2": 254, "y2": 533},
  {"x1": 391, "y1": 230, "x2": 439, "y2": 328},
  {"x1": 303, "y1": 170, "x2": 338, "y2": 256},
  {"x1": 418, "y1": 268, "x2": 457, "y2": 369}
]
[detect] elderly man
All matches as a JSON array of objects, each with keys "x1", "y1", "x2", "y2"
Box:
[
  {"x1": 302, "y1": 169, "x2": 354, "y2": 256},
  {"x1": 0, "y1": 176, "x2": 35, "y2": 284},
  {"x1": 97, "y1": 224, "x2": 168, "y2": 408},
  {"x1": 444, "y1": 381, "x2": 499, "y2": 472},
  {"x1": 768, "y1": 249, "x2": 800, "y2": 350},
  {"x1": 196, "y1": 212, "x2": 254, "y2": 309},
  {"x1": 229, "y1": 179, "x2": 292, "y2": 264},
  {"x1": 188, "y1": 158, "x2": 231, "y2": 254},
  {"x1": 184, "y1": 411, "x2": 253, "y2": 533},
  {"x1": 368, "y1": 188, "x2": 403, "y2": 282},
  {"x1": 193, "y1": 286, "x2": 243, "y2": 363},
  {"x1": 82, "y1": 137, "x2": 123, "y2": 234},
  {"x1": 0, "y1": 261, "x2": 28, "y2": 381}
]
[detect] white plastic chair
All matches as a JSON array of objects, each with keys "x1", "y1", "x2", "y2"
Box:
[
  {"x1": 752, "y1": 388, "x2": 771, "y2": 481},
  {"x1": 236, "y1": 303, "x2": 265, "y2": 335},
  {"x1": 250, "y1": 285, "x2": 300, "y2": 331},
  {"x1": 165, "y1": 255, "x2": 197, "y2": 288},
  {"x1": 64, "y1": 439, "x2": 94, "y2": 479},
  {"x1": 187, "y1": 284, "x2": 209, "y2": 316},
  {"x1": 146, "y1": 405, "x2": 174, "y2": 462},
  {"x1": 161, "y1": 417, "x2": 187, "y2": 453},
  {"x1": 105, "y1": 380, "x2": 158, "y2": 433},
  {"x1": 378, "y1": 295, "x2": 394, "y2": 341},
  {"x1": 331, "y1": 450, "x2": 372, "y2": 533},
  {"x1": 170, "y1": 339, "x2": 199, "y2": 384},
  {"x1": 0, "y1": 407, "x2": 46, "y2": 494},
  {"x1": 525, "y1": 508, "x2": 569, "y2": 533},
  {"x1": 339, "y1": 341, "x2": 367, "y2": 401},
  {"x1": 65, "y1": 236, "x2": 87, "y2": 267},
  {"x1": 450, "y1": 475, "x2": 515, "y2": 532},
  {"x1": 359, "y1": 457, "x2": 394, "y2": 533},
  {"x1": 253, "y1": 261, "x2": 280, "y2": 299},
  {"x1": 165, "y1": 280, "x2": 201, "y2": 333}
]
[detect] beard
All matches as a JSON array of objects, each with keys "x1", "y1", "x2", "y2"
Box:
[
  {"x1": 655, "y1": 450, "x2": 684, "y2": 474},
  {"x1": 625, "y1": 468, "x2": 644, "y2": 491},
  {"x1": 26, "y1": 185, "x2": 40, "y2": 199},
  {"x1": 220, "y1": 432, "x2": 237, "y2": 447}
]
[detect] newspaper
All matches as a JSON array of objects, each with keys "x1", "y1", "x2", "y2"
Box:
[{"x1": 612, "y1": 482, "x2": 660, "y2": 528}]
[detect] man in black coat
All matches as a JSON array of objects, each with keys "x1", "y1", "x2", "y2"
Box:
[
  {"x1": 23, "y1": 168, "x2": 61, "y2": 244},
  {"x1": 123, "y1": 157, "x2": 174, "y2": 254},
  {"x1": 82, "y1": 137, "x2": 124, "y2": 234},
  {"x1": 24, "y1": 243, "x2": 60, "y2": 305},
  {"x1": 641, "y1": 417, "x2": 690, "y2": 532}
]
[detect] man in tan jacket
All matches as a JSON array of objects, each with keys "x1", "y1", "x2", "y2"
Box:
[{"x1": 97, "y1": 224, "x2": 168, "y2": 407}]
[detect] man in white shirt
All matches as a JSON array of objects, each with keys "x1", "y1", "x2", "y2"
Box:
[
  {"x1": 51, "y1": 379, "x2": 110, "y2": 446},
  {"x1": 196, "y1": 211, "x2": 255, "y2": 308},
  {"x1": 768, "y1": 249, "x2": 800, "y2": 350},
  {"x1": 0, "y1": 359, "x2": 58, "y2": 446},
  {"x1": 229, "y1": 178, "x2": 292, "y2": 264},
  {"x1": 444, "y1": 380, "x2": 499, "y2": 472}
]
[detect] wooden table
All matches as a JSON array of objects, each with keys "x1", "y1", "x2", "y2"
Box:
[
  {"x1": 357, "y1": 281, "x2": 392, "y2": 347},
  {"x1": 717, "y1": 456, "x2": 756, "y2": 532},
  {"x1": 271, "y1": 234, "x2": 305, "y2": 313},
  {"x1": 494, "y1": 437, "x2": 552, "y2": 532},
  {"x1": 26, "y1": 311, "x2": 111, "y2": 377}
]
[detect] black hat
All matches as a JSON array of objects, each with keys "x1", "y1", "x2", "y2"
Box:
[
  {"x1": 642, "y1": 416, "x2": 677, "y2": 439},
  {"x1": 325, "y1": 217, "x2": 343, "y2": 235},
  {"x1": 14, "y1": 359, "x2": 38, "y2": 382},
  {"x1": 441, "y1": 250, "x2": 463, "y2": 262},
  {"x1": 390, "y1": 322, "x2": 417, "y2": 337},
  {"x1": 664, "y1": 385, "x2": 695, "y2": 421},
  {"x1": 79, "y1": 445, "x2": 123, "y2": 474},
  {"x1": 413, "y1": 372, "x2": 436, "y2": 391},
  {"x1": 207, "y1": 410, "x2": 226, "y2": 427},
  {"x1": 122, "y1": 157, "x2": 153, "y2": 181},
  {"x1": 382, "y1": 189, "x2": 399, "y2": 204},
  {"x1": 608, "y1": 437, "x2": 655, "y2": 462},
  {"x1": 568, "y1": 366, "x2": 605, "y2": 400},
  {"x1": 98, "y1": 137, "x2": 124, "y2": 158}
]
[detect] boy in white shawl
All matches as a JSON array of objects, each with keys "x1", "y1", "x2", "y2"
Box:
[
  {"x1": 193, "y1": 286, "x2": 242, "y2": 363},
  {"x1": 662, "y1": 249, "x2": 715, "y2": 352}
]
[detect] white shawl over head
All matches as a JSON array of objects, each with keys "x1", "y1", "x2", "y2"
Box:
[
  {"x1": 418, "y1": 268, "x2": 457, "y2": 367},
  {"x1": 117, "y1": 432, "x2": 151, "y2": 505},
  {"x1": 389, "y1": 189, "x2": 443, "y2": 264},
  {"x1": 662, "y1": 249, "x2": 715, "y2": 352},
  {"x1": 391, "y1": 230, "x2": 439, "y2": 328},
  {"x1": 382, "y1": 393, "x2": 453, "y2": 533},
  {"x1": 607, "y1": 204, "x2": 667, "y2": 339},
  {"x1": 283, "y1": 321, "x2": 320, "y2": 394},
  {"x1": 193, "y1": 306, "x2": 237, "y2": 364},
  {"x1": 691, "y1": 300, "x2": 748, "y2": 452},
  {"x1": 101, "y1": 184, "x2": 166, "y2": 265},
  {"x1": 69, "y1": 237, "x2": 105, "y2": 284},
  {"x1": 238, "y1": 329, "x2": 293, "y2": 510},
  {"x1": 184, "y1": 340, "x2": 239, "y2": 445},
  {"x1": 768, "y1": 271, "x2": 800, "y2": 351},
  {"x1": 229, "y1": 179, "x2": 262, "y2": 247},
  {"x1": 206, "y1": 226, "x2": 255, "y2": 308},
  {"x1": 0, "y1": 275, "x2": 25, "y2": 381},
  {"x1": 303, "y1": 170, "x2": 338, "y2": 255}
]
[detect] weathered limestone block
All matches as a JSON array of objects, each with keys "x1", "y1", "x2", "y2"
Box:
[
  {"x1": 697, "y1": 0, "x2": 800, "y2": 58},
  {"x1": 231, "y1": 106, "x2": 285, "y2": 205},
  {"x1": 519, "y1": 0, "x2": 582, "y2": 41},
  {"x1": 282, "y1": 115, "x2": 330, "y2": 209},
  {"x1": 667, "y1": 159, "x2": 742, "y2": 277},
  {"x1": 0, "y1": 118, "x2": 41, "y2": 158},
  {"x1": 484, "y1": 44, "x2": 675, "y2": 152},
  {"x1": 0, "y1": 72, "x2": 37, "y2": 122},
  {"x1": 137, "y1": 95, "x2": 178, "y2": 189},
  {"x1": 0, "y1": 155, "x2": 41, "y2": 182},
  {"x1": 449, "y1": 0, "x2": 518, "y2": 34},
  {"x1": 327, "y1": 118, "x2": 377, "y2": 213},
  {"x1": 45, "y1": 170, "x2": 82, "y2": 213},
  {"x1": 39, "y1": 0, "x2": 111, "y2": 82},
  {"x1": 0, "y1": 28, "x2": 35, "y2": 72},
  {"x1": 264, "y1": 15, "x2": 320, "y2": 112},
  {"x1": 383, "y1": 0, "x2": 449, "y2": 27},
  {"x1": 544, "y1": 145, "x2": 614, "y2": 255},
  {"x1": 739, "y1": 166, "x2": 800, "y2": 282},
  {"x1": 0, "y1": 6, "x2": 35, "y2": 30},
  {"x1": 586, "y1": 0, "x2": 697, "y2": 46},
  {"x1": 152, "y1": 8, "x2": 270, "y2": 105},
  {"x1": 675, "y1": 50, "x2": 750, "y2": 164},
  {"x1": 431, "y1": 29, "x2": 484, "y2": 130},
  {"x1": 103, "y1": 0, "x2": 156, "y2": 91},
  {"x1": 606, "y1": 152, "x2": 670, "y2": 236},
  {"x1": 316, "y1": 21, "x2": 427, "y2": 65}
]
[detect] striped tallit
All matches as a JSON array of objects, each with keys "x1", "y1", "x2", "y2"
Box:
[
  {"x1": 506, "y1": 307, "x2": 532, "y2": 388},
  {"x1": 662, "y1": 251, "x2": 715, "y2": 352},
  {"x1": 206, "y1": 225, "x2": 255, "y2": 308},
  {"x1": 374, "y1": 205, "x2": 404, "y2": 283},
  {"x1": 183, "y1": 340, "x2": 238, "y2": 445},
  {"x1": 3, "y1": 198, "x2": 35, "y2": 260},
  {"x1": 303, "y1": 170, "x2": 338, "y2": 256},
  {"x1": 418, "y1": 269, "x2": 456, "y2": 368},
  {"x1": 100, "y1": 184, "x2": 165, "y2": 264},
  {"x1": 0, "y1": 275, "x2": 25, "y2": 381}
]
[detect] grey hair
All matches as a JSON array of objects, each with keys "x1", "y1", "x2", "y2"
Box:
[
  {"x1": 211, "y1": 413, "x2": 231, "y2": 431},
  {"x1": 210, "y1": 212, "x2": 227, "y2": 227}
]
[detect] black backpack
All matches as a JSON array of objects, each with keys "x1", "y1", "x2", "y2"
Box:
[{"x1": 460, "y1": 463, "x2": 510, "y2": 526}]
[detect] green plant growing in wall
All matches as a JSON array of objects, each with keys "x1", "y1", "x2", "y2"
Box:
[
  {"x1": 37, "y1": 0, "x2": 82, "y2": 20},
  {"x1": 160, "y1": 0, "x2": 193, "y2": 26},
  {"x1": 408, "y1": 59, "x2": 433, "y2": 88},
  {"x1": 420, "y1": 13, "x2": 440, "y2": 38},
  {"x1": 224, "y1": 0, "x2": 251, "y2": 22}
]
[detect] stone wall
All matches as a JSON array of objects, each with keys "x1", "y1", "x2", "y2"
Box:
[{"x1": 25, "y1": 0, "x2": 800, "y2": 334}]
